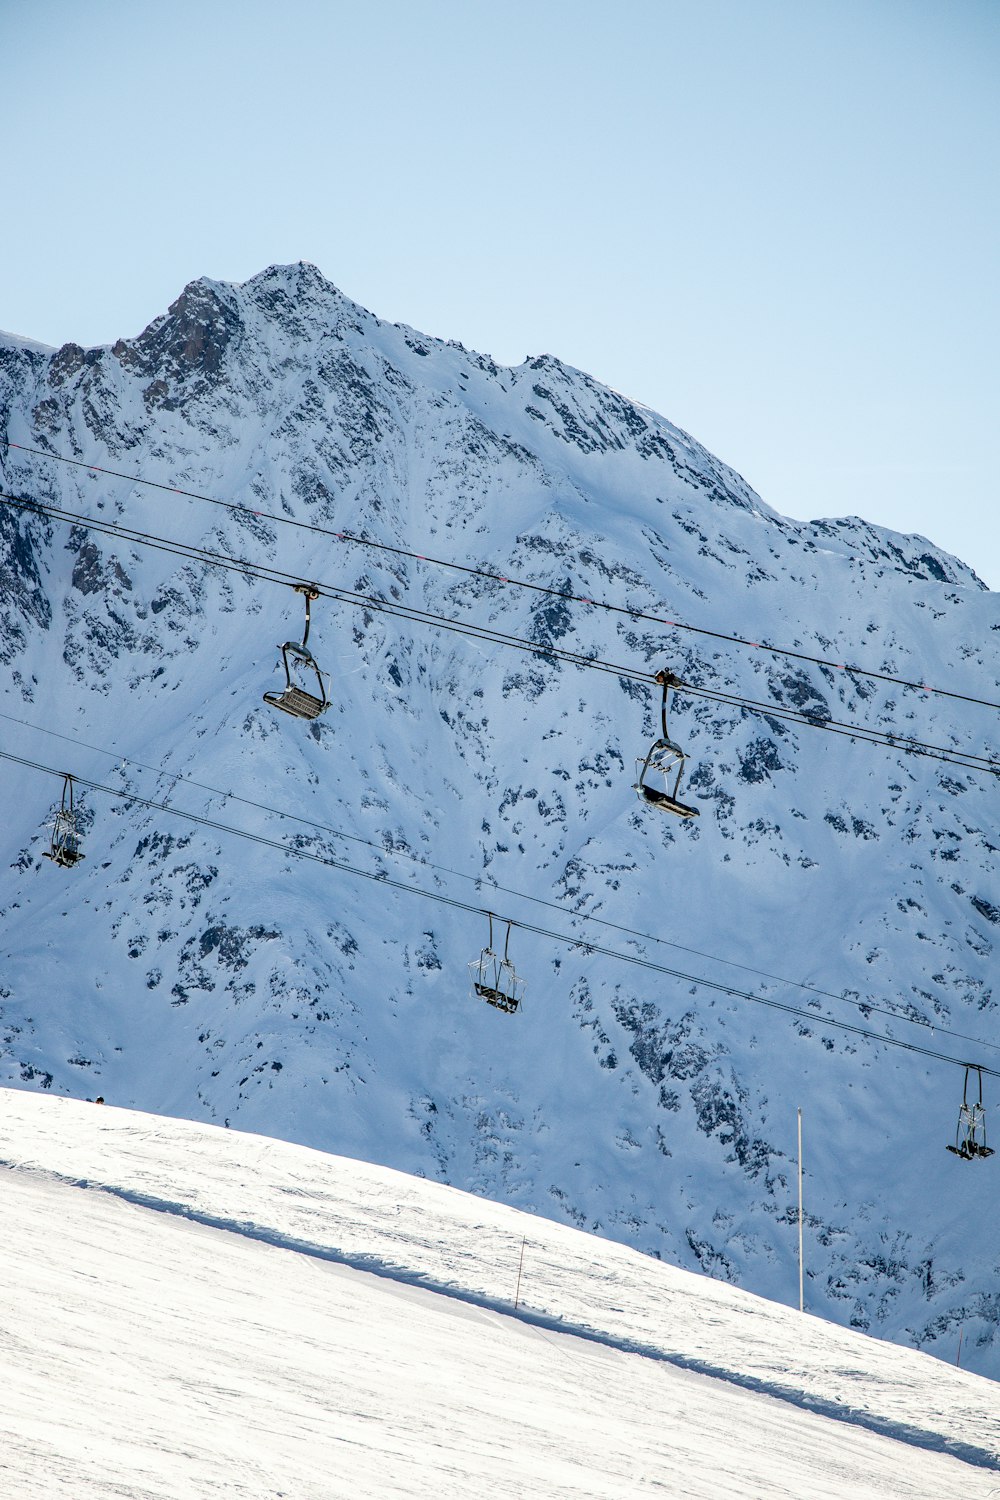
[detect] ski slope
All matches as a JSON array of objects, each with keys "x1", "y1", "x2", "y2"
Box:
[{"x1": 0, "y1": 1091, "x2": 996, "y2": 1498}]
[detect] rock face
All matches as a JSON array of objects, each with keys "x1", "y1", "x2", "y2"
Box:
[{"x1": 1, "y1": 262, "x2": 998, "y2": 1373}]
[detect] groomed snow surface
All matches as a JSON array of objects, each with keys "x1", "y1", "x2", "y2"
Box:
[{"x1": 1, "y1": 1092, "x2": 997, "y2": 1498}]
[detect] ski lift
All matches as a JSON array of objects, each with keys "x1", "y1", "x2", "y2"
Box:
[
  {"x1": 263, "y1": 584, "x2": 330, "y2": 721},
  {"x1": 946, "y1": 1065, "x2": 995, "y2": 1161},
  {"x1": 42, "y1": 773, "x2": 85, "y2": 869},
  {"x1": 469, "y1": 914, "x2": 524, "y2": 1015},
  {"x1": 634, "y1": 668, "x2": 699, "y2": 819}
]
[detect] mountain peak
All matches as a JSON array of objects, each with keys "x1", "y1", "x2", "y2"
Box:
[
  {"x1": 243, "y1": 259, "x2": 338, "y2": 297},
  {"x1": 237, "y1": 261, "x2": 374, "y2": 336},
  {"x1": 111, "y1": 277, "x2": 242, "y2": 390}
]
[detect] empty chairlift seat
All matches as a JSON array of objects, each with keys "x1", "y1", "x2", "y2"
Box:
[
  {"x1": 946, "y1": 1066, "x2": 995, "y2": 1161},
  {"x1": 263, "y1": 584, "x2": 331, "y2": 722},
  {"x1": 634, "y1": 668, "x2": 700, "y2": 820},
  {"x1": 43, "y1": 773, "x2": 85, "y2": 868},
  {"x1": 469, "y1": 915, "x2": 524, "y2": 1015}
]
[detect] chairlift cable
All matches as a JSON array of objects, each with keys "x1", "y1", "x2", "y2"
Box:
[
  {"x1": 679, "y1": 681, "x2": 1000, "y2": 773},
  {"x1": 4, "y1": 488, "x2": 997, "y2": 775},
  {"x1": 4, "y1": 745, "x2": 997, "y2": 1079},
  {"x1": 3, "y1": 490, "x2": 997, "y2": 779},
  {"x1": 5, "y1": 703, "x2": 998, "y2": 1055},
  {"x1": 4, "y1": 439, "x2": 999, "y2": 715}
]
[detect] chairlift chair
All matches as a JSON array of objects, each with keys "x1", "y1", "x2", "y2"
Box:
[
  {"x1": 469, "y1": 915, "x2": 524, "y2": 1015},
  {"x1": 43, "y1": 773, "x2": 85, "y2": 868},
  {"x1": 946, "y1": 1065, "x2": 995, "y2": 1161},
  {"x1": 263, "y1": 584, "x2": 330, "y2": 721},
  {"x1": 634, "y1": 668, "x2": 699, "y2": 819}
]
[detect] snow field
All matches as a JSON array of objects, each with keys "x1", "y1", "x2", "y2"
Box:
[{"x1": 0, "y1": 1092, "x2": 997, "y2": 1497}]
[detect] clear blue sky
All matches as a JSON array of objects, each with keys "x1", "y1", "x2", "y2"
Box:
[{"x1": 3, "y1": 0, "x2": 997, "y2": 586}]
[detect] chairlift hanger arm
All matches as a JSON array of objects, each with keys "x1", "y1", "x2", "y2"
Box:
[
  {"x1": 294, "y1": 583, "x2": 320, "y2": 649},
  {"x1": 654, "y1": 667, "x2": 687, "y2": 739}
]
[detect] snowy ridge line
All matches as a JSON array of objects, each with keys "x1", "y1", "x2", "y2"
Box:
[
  {"x1": 3, "y1": 1156, "x2": 997, "y2": 1474},
  {"x1": 5, "y1": 436, "x2": 999, "y2": 713},
  {"x1": 8, "y1": 704, "x2": 1000, "y2": 1059},
  {"x1": 6, "y1": 743, "x2": 998, "y2": 1077},
  {"x1": 3, "y1": 487, "x2": 997, "y2": 778}
]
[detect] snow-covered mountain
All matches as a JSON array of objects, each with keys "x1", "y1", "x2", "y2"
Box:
[
  {"x1": 1, "y1": 263, "x2": 998, "y2": 1376},
  {"x1": 3, "y1": 1091, "x2": 999, "y2": 1498}
]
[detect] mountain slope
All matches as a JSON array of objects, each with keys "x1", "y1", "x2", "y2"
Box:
[{"x1": 0, "y1": 263, "x2": 998, "y2": 1375}]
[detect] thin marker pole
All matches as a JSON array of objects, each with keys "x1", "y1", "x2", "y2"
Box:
[
  {"x1": 798, "y1": 1107, "x2": 804, "y2": 1314},
  {"x1": 514, "y1": 1235, "x2": 527, "y2": 1312}
]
